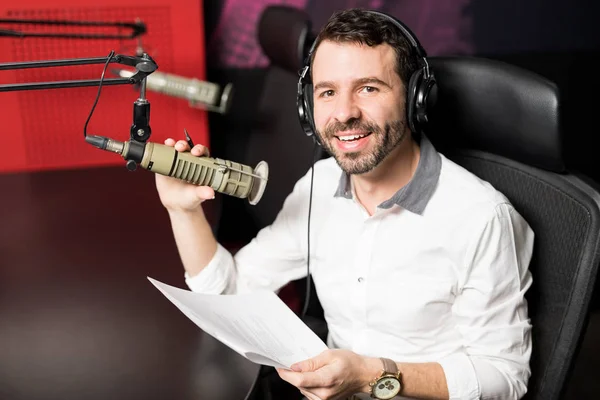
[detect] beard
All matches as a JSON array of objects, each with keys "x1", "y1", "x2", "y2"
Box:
[{"x1": 316, "y1": 118, "x2": 407, "y2": 175}]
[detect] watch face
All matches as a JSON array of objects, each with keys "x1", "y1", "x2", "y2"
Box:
[{"x1": 373, "y1": 376, "x2": 401, "y2": 399}]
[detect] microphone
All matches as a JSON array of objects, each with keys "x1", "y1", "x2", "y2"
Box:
[
  {"x1": 113, "y1": 68, "x2": 234, "y2": 115},
  {"x1": 85, "y1": 135, "x2": 268, "y2": 205}
]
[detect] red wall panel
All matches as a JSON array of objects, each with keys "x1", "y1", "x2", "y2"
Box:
[{"x1": 0, "y1": 0, "x2": 208, "y2": 173}]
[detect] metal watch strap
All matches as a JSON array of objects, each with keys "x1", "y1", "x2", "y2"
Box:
[{"x1": 380, "y1": 358, "x2": 398, "y2": 375}]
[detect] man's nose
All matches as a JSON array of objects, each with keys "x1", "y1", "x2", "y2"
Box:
[{"x1": 332, "y1": 92, "x2": 361, "y2": 123}]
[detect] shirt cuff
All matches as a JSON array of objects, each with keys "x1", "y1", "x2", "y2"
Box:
[
  {"x1": 438, "y1": 352, "x2": 481, "y2": 400},
  {"x1": 184, "y1": 243, "x2": 234, "y2": 294}
]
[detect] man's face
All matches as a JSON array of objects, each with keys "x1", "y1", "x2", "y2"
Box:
[{"x1": 312, "y1": 40, "x2": 408, "y2": 175}]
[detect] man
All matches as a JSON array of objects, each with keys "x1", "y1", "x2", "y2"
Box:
[{"x1": 155, "y1": 8, "x2": 534, "y2": 400}]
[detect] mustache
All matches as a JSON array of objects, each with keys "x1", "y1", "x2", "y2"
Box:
[{"x1": 321, "y1": 119, "x2": 381, "y2": 137}]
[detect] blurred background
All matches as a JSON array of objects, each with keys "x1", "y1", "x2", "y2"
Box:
[
  {"x1": 203, "y1": 0, "x2": 600, "y2": 244},
  {"x1": 0, "y1": 0, "x2": 599, "y2": 399}
]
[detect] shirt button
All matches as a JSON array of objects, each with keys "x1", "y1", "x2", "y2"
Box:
[{"x1": 357, "y1": 277, "x2": 364, "y2": 283}]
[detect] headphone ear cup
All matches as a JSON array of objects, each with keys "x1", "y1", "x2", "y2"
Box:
[
  {"x1": 406, "y1": 68, "x2": 423, "y2": 134},
  {"x1": 305, "y1": 83, "x2": 315, "y2": 133},
  {"x1": 304, "y1": 83, "x2": 321, "y2": 145},
  {"x1": 415, "y1": 75, "x2": 436, "y2": 128},
  {"x1": 298, "y1": 79, "x2": 314, "y2": 134}
]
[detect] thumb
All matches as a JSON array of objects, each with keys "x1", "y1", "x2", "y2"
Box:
[
  {"x1": 196, "y1": 185, "x2": 216, "y2": 200},
  {"x1": 291, "y1": 351, "x2": 329, "y2": 372}
]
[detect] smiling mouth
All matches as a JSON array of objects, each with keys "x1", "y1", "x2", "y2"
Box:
[{"x1": 336, "y1": 132, "x2": 372, "y2": 142}]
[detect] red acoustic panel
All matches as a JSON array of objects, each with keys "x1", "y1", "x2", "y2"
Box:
[{"x1": 0, "y1": 0, "x2": 208, "y2": 173}]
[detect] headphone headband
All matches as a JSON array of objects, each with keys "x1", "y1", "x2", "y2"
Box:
[
  {"x1": 304, "y1": 10, "x2": 427, "y2": 68},
  {"x1": 367, "y1": 10, "x2": 427, "y2": 58}
]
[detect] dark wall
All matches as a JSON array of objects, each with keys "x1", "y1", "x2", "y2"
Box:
[
  {"x1": 468, "y1": 0, "x2": 600, "y2": 181},
  {"x1": 203, "y1": 0, "x2": 600, "y2": 69},
  {"x1": 469, "y1": 0, "x2": 600, "y2": 54},
  {"x1": 466, "y1": 0, "x2": 600, "y2": 183}
]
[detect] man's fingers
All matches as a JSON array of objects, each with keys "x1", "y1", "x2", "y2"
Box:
[
  {"x1": 174, "y1": 140, "x2": 191, "y2": 152},
  {"x1": 297, "y1": 370, "x2": 334, "y2": 388},
  {"x1": 279, "y1": 369, "x2": 333, "y2": 389},
  {"x1": 196, "y1": 186, "x2": 215, "y2": 200},
  {"x1": 276, "y1": 368, "x2": 295, "y2": 383},
  {"x1": 164, "y1": 137, "x2": 209, "y2": 157},
  {"x1": 292, "y1": 350, "x2": 332, "y2": 372},
  {"x1": 190, "y1": 144, "x2": 209, "y2": 157}
]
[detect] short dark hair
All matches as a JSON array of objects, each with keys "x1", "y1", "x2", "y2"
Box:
[{"x1": 310, "y1": 8, "x2": 420, "y2": 88}]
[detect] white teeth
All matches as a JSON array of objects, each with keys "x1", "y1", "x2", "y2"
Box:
[{"x1": 338, "y1": 134, "x2": 367, "y2": 141}]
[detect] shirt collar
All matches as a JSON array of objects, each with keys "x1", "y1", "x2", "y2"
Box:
[{"x1": 333, "y1": 134, "x2": 441, "y2": 215}]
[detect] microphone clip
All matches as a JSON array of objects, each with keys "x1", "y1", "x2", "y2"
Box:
[
  {"x1": 129, "y1": 56, "x2": 153, "y2": 145},
  {"x1": 126, "y1": 54, "x2": 154, "y2": 170},
  {"x1": 114, "y1": 54, "x2": 158, "y2": 85}
]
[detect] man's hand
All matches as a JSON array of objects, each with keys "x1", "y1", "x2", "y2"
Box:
[
  {"x1": 155, "y1": 138, "x2": 216, "y2": 213},
  {"x1": 276, "y1": 349, "x2": 381, "y2": 400}
]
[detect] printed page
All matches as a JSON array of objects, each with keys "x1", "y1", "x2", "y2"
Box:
[{"x1": 148, "y1": 277, "x2": 328, "y2": 369}]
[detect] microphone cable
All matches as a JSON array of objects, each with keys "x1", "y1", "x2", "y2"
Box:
[
  {"x1": 251, "y1": 137, "x2": 319, "y2": 386},
  {"x1": 300, "y1": 139, "x2": 320, "y2": 319},
  {"x1": 83, "y1": 49, "x2": 114, "y2": 138}
]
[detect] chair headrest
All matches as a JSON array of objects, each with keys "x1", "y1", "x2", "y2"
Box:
[
  {"x1": 258, "y1": 5, "x2": 314, "y2": 74},
  {"x1": 426, "y1": 57, "x2": 565, "y2": 172}
]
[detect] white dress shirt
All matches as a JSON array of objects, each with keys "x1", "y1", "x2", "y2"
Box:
[{"x1": 186, "y1": 136, "x2": 534, "y2": 400}]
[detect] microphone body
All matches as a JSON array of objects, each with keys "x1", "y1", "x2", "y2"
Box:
[
  {"x1": 113, "y1": 68, "x2": 234, "y2": 114},
  {"x1": 86, "y1": 136, "x2": 268, "y2": 205}
]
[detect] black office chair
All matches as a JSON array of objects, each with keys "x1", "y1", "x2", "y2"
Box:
[
  {"x1": 245, "y1": 7, "x2": 600, "y2": 400},
  {"x1": 423, "y1": 56, "x2": 600, "y2": 400}
]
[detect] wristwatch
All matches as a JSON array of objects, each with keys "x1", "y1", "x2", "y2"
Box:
[{"x1": 369, "y1": 358, "x2": 402, "y2": 399}]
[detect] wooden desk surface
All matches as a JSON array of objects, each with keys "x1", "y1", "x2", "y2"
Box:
[{"x1": 0, "y1": 166, "x2": 259, "y2": 400}]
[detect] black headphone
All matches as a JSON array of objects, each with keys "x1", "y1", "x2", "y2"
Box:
[{"x1": 296, "y1": 10, "x2": 436, "y2": 145}]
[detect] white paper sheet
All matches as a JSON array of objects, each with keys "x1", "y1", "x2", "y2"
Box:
[{"x1": 148, "y1": 277, "x2": 328, "y2": 369}]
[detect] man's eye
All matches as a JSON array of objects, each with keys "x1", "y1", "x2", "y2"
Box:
[
  {"x1": 320, "y1": 90, "x2": 334, "y2": 98},
  {"x1": 361, "y1": 86, "x2": 377, "y2": 93}
]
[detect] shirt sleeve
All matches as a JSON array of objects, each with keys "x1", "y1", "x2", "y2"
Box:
[
  {"x1": 184, "y1": 168, "x2": 313, "y2": 295},
  {"x1": 184, "y1": 242, "x2": 236, "y2": 294},
  {"x1": 439, "y1": 202, "x2": 534, "y2": 400}
]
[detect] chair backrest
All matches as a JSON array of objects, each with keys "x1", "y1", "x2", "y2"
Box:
[{"x1": 426, "y1": 56, "x2": 600, "y2": 400}]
